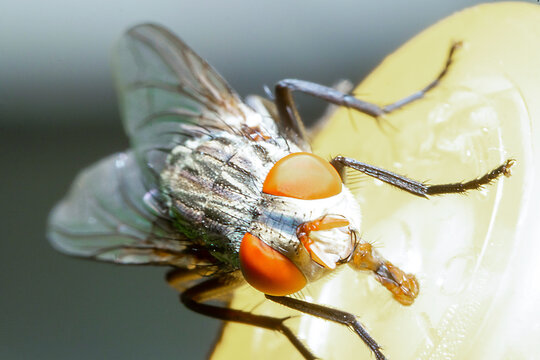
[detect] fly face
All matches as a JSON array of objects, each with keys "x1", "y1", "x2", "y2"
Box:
[
  {"x1": 243, "y1": 187, "x2": 362, "y2": 295},
  {"x1": 258, "y1": 151, "x2": 361, "y2": 275},
  {"x1": 238, "y1": 150, "x2": 364, "y2": 295},
  {"x1": 47, "y1": 22, "x2": 514, "y2": 360},
  {"x1": 297, "y1": 213, "x2": 357, "y2": 271}
]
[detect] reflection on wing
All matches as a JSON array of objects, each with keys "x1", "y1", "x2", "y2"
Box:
[
  {"x1": 47, "y1": 152, "x2": 199, "y2": 267},
  {"x1": 114, "y1": 23, "x2": 260, "y2": 185}
]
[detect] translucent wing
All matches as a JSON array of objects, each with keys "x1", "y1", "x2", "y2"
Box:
[
  {"x1": 114, "y1": 23, "x2": 269, "y2": 184},
  {"x1": 48, "y1": 24, "x2": 292, "y2": 268},
  {"x1": 47, "y1": 152, "x2": 199, "y2": 267}
]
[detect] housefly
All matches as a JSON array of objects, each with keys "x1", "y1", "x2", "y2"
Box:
[{"x1": 48, "y1": 24, "x2": 514, "y2": 360}]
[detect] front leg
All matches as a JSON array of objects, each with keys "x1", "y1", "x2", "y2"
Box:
[{"x1": 330, "y1": 156, "x2": 514, "y2": 198}]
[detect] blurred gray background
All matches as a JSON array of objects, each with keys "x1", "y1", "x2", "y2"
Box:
[{"x1": 0, "y1": 1, "x2": 522, "y2": 359}]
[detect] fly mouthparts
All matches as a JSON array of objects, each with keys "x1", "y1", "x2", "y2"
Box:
[
  {"x1": 297, "y1": 215, "x2": 355, "y2": 270},
  {"x1": 349, "y1": 242, "x2": 419, "y2": 306}
]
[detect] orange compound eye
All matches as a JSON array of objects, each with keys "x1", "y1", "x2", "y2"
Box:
[
  {"x1": 239, "y1": 232, "x2": 306, "y2": 296},
  {"x1": 263, "y1": 152, "x2": 342, "y2": 200}
]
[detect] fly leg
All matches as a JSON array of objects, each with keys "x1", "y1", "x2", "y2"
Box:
[
  {"x1": 274, "y1": 42, "x2": 462, "y2": 143},
  {"x1": 171, "y1": 272, "x2": 317, "y2": 360},
  {"x1": 166, "y1": 267, "x2": 208, "y2": 292},
  {"x1": 330, "y1": 156, "x2": 515, "y2": 197},
  {"x1": 375, "y1": 41, "x2": 462, "y2": 114},
  {"x1": 265, "y1": 295, "x2": 387, "y2": 360},
  {"x1": 307, "y1": 79, "x2": 354, "y2": 138}
]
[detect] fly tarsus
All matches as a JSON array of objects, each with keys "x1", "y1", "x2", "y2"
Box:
[
  {"x1": 379, "y1": 41, "x2": 462, "y2": 114},
  {"x1": 425, "y1": 158, "x2": 515, "y2": 196}
]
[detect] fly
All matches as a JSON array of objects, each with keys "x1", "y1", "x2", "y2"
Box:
[{"x1": 47, "y1": 24, "x2": 514, "y2": 360}]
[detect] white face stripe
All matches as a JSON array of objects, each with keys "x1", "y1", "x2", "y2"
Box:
[
  {"x1": 308, "y1": 219, "x2": 354, "y2": 270},
  {"x1": 249, "y1": 186, "x2": 362, "y2": 282}
]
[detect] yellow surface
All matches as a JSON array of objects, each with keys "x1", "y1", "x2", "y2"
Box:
[{"x1": 212, "y1": 2, "x2": 540, "y2": 359}]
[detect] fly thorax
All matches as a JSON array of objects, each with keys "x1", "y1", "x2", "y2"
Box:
[{"x1": 159, "y1": 130, "x2": 298, "y2": 265}]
